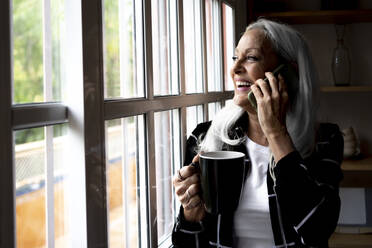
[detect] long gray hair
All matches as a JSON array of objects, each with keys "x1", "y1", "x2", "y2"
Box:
[{"x1": 200, "y1": 18, "x2": 318, "y2": 158}]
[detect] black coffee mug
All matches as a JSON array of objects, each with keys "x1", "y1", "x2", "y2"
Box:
[{"x1": 199, "y1": 151, "x2": 246, "y2": 215}]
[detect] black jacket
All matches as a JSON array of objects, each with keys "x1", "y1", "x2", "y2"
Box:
[{"x1": 172, "y1": 117, "x2": 344, "y2": 248}]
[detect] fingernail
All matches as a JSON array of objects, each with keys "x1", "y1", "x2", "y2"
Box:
[{"x1": 191, "y1": 162, "x2": 199, "y2": 169}]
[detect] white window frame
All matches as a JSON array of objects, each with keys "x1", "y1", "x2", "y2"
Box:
[{"x1": 0, "y1": 0, "x2": 239, "y2": 247}]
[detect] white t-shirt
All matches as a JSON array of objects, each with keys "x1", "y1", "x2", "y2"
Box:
[{"x1": 233, "y1": 137, "x2": 275, "y2": 248}]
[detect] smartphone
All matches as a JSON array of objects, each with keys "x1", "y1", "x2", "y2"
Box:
[{"x1": 247, "y1": 63, "x2": 298, "y2": 110}]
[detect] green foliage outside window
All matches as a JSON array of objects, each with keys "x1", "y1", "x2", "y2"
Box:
[
  {"x1": 13, "y1": 0, "x2": 44, "y2": 103},
  {"x1": 13, "y1": 0, "x2": 132, "y2": 144}
]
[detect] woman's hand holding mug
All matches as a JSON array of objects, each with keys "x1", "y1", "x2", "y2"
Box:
[{"x1": 173, "y1": 155, "x2": 205, "y2": 222}]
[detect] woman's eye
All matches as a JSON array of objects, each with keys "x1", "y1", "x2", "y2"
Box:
[
  {"x1": 232, "y1": 55, "x2": 258, "y2": 62},
  {"x1": 246, "y1": 56, "x2": 258, "y2": 61}
]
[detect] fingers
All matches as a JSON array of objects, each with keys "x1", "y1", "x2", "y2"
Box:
[
  {"x1": 173, "y1": 153, "x2": 204, "y2": 210},
  {"x1": 174, "y1": 172, "x2": 200, "y2": 196},
  {"x1": 253, "y1": 72, "x2": 288, "y2": 108},
  {"x1": 265, "y1": 72, "x2": 279, "y2": 95},
  {"x1": 251, "y1": 72, "x2": 277, "y2": 101},
  {"x1": 177, "y1": 169, "x2": 185, "y2": 180},
  {"x1": 175, "y1": 173, "x2": 202, "y2": 210},
  {"x1": 253, "y1": 78, "x2": 273, "y2": 113},
  {"x1": 174, "y1": 153, "x2": 200, "y2": 184},
  {"x1": 184, "y1": 194, "x2": 203, "y2": 210},
  {"x1": 192, "y1": 154, "x2": 200, "y2": 164},
  {"x1": 256, "y1": 77, "x2": 271, "y2": 97},
  {"x1": 250, "y1": 83, "x2": 263, "y2": 100},
  {"x1": 174, "y1": 164, "x2": 197, "y2": 183},
  {"x1": 179, "y1": 183, "x2": 201, "y2": 206}
]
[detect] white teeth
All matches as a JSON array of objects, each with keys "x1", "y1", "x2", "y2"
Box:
[{"x1": 236, "y1": 81, "x2": 251, "y2": 87}]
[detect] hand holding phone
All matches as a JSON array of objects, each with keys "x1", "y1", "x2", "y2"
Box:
[{"x1": 247, "y1": 63, "x2": 298, "y2": 110}]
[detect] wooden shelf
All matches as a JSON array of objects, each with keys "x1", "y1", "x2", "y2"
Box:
[
  {"x1": 254, "y1": 9, "x2": 372, "y2": 24},
  {"x1": 341, "y1": 156, "x2": 372, "y2": 188},
  {"x1": 329, "y1": 232, "x2": 372, "y2": 247},
  {"x1": 320, "y1": 86, "x2": 372, "y2": 92}
]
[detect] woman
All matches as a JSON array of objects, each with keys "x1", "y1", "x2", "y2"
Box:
[{"x1": 172, "y1": 19, "x2": 343, "y2": 248}]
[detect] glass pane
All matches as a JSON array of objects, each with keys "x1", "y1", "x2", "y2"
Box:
[
  {"x1": 205, "y1": 0, "x2": 222, "y2": 92},
  {"x1": 154, "y1": 109, "x2": 181, "y2": 244},
  {"x1": 152, "y1": 0, "x2": 179, "y2": 96},
  {"x1": 15, "y1": 124, "x2": 69, "y2": 247},
  {"x1": 103, "y1": 0, "x2": 144, "y2": 98},
  {"x1": 183, "y1": 0, "x2": 203, "y2": 94},
  {"x1": 208, "y1": 101, "x2": 222, "y2": 121},
  {"x1": 186, "y1": 105, "x2": 204, "y2": 138},
  {"x1": 13, "y1": 0, "x2": 66, "y2": 103},
  {"x1": 105, "y1": 116, "x2": 146, "y2": 248},
  {"x1": 222, "y1": 3, "x2": 235, "y2": 91}
]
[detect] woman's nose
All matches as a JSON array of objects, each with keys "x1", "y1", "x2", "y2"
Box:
[{"x1": 232, "y1": 60, "x2": 244, "y2": 74}]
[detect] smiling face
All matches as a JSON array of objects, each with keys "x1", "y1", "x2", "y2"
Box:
[{"x1": 230, "y1": 29, "x2": 280, "y2": 112}]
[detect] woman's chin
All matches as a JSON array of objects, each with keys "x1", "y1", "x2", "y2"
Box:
[
  {"x1": 233, "y1": 95, "x2": 256, "y2": 113},
  {"x1": 233, "y1": 96, "x2": 250, "y2": 108}
]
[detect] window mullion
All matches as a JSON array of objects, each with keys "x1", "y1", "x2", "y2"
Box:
[
  {"x1": 81, "y1": 0, "x2": 108, "y2": 246},
  {"x1": 121, "y1": 119, "x2": 130, "y2": 248},
  {"x1": 217, "y1": 0, "x2": 224, "y2": 91},
  {"x1": 201, "y1": 0, "x2": 208, "y2": 94},
  {"x1": 167, "y1": 0, "x2": 172, "y2": 94},
  {"x1": 0, "y1": 0, "x2": 15, "y2": 247},
  {"x1": 166, "y1": 0, "x2": 175, "y2": 95},
  {"x1": 144, "y1": 0, "x2": 154, "y2": 100},
  {"x1": 137, "y1": 116, "x2": 148, "y2": 248},
  {"x1": 42, "y1": 0, "x2": 55, "y2": 246},
  {"x1": 192, "y1": 0, "x2": 198, "y2": 92},
  {"x1": 201, "y1": 0, "x2": 210, "y2": 122},
  {"x1": 64, "y1": 0, "x2": 88, "y2": 246},
  {"x1": 45, "y1": 126, "x2": 55, "y2": 248},
  {"x1": 178, "y1": 0, "x2": 186, "y2": 95},
  {"x1": 169, "y1": 0, "x2": 179, "y2": 95},
  {"x1": 146, "y1": 111, "x2": 158, "y2": 247},
  {"x1": 134, "y1": 0, "x2": 145, "y2": 99},
  {"x1": 204, "y1": 103, "x2": 208, "y2": 122},
  {"x1": 143, "y1": 0, "x2": 156, "y2": 246},
  {"x1": 173, "y1": 109, "x2": 182, "y2": 213},
  {"x1": 180, "y1": 106, "x2": 187, "y2": 186}
]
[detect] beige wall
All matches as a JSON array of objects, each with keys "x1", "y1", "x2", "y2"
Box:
[{"x1": 295, "y1": 23, "x2": 372, "y2": 155}]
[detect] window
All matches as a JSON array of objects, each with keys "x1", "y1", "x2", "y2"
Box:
[
  {"x1": 222, "y1": 2, "x2": 235, "y2": 91},
  {"x1": 103, "y1": 0, "x2": 144, "y2": 98},
  {"x1": 105, "y1": 116, "x2": 147, "y2": 247},
  {"x1": 208, "y1": 101, "x2": 222, "y2": 120},
  {"x1": 1, "y1": 0, "x2": 235, "y2": 247},
  {"x1": 183, "y1": 0, "x2": 204, "y2": 93},
  {"x1": 187, "y1": 105, "x2": 204, "y2": 137},
  {"x1": 13, "y1": 0, "x2": 66, "y2": 104},
  {"x1": 152, "y1": 0, "x2": 179, "y2": 96},
  {"x1": 154, "y1": 109, "x2": 181, "y2": 245},
  {"x1": 15, "y1": 124, "x2": 69, "y2": 247},
  {"x1": 205, "y1": 0, "x2": 223, "y2": 92}
]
